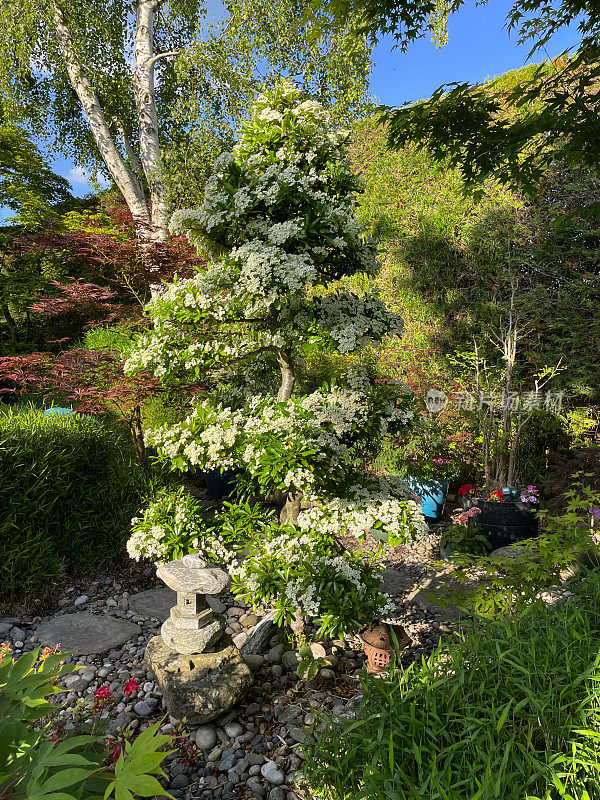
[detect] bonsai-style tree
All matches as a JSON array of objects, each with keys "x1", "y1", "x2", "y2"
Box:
[{"x1": 125, "y1": 82, "x2": 426, "y2": 637}]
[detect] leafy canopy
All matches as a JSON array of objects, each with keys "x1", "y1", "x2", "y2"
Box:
[
  {"x1": 0, "y1": 126, "x2": 72, "y2": 224},
  {"x1": 0, "y1": 0, "x2": 372, "y2": 200},
  {"x1": 317, "y1": 0, "x2": 600, "y2": 200}
]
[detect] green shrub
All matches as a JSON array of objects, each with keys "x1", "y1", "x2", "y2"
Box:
[
  {"x1": 0, "y1": 646, "x2": 172, "y2": 799},
  {"x1": 140, "y1": 394, "x2": 192, "y2": 432},
  {"x1": 302, "y1": 569, "x2": 600, "y2": 800},
  {"x1": 0, "y1": 407, "x2": 155, "y2": 600},
  {"x1": 82, "y1": 322, "x2": 139, "y2": 353}
]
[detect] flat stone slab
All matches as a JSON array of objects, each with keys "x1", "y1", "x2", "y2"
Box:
[
  {"x1": 36, "y1": 612, "x2": 140, "y2": 655},
  {"x1": 130, "y1": 587, "x2": 176, "y2": 622}
]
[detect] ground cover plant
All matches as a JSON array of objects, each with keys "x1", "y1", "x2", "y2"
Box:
[
  {"x1": 0, "y1": 406, "x2": 157, "y2": 601},
  {"x1": 124, "y1": 81, "x2": 427, "y2": 640},
  {"x1": 301, "y1": 567, "x2": 600, "y2": 800},
  {"x1": 0, "y1": 644, "x2": 173, "y2": 800}
]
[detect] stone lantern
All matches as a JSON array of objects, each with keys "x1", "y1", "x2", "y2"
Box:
[
  {"x1": 158, "y1": 554, "x2": 229, "y2": 655},
  {"x1": 145, "y1": 554, "x2": 253, "y2": 725}
]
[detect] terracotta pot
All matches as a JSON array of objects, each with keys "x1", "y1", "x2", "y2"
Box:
[{"x1": 357, "y1": 622, "x2": 411, "y2": 674}]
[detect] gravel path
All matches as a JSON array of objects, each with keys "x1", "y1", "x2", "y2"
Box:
[{"x1": 1, "y1": 526, "x2": 469, "y2": 800}]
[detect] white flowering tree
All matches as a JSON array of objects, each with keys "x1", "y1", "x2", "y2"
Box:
[{"x1": 125, "y1": 82, "x2": 426, "y2": 638}]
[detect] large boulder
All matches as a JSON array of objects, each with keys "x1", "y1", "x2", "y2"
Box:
[{"x1": 145, "y1": 634, "x2": 252, "y2": 725}]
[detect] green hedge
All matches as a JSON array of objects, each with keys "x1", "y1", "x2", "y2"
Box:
[
  {"x1": 0, "y1": 407, "x2": 153, "y2": 601},
  {"x1": 302, "y1": 570, "x2": 600, "y2": 800}
]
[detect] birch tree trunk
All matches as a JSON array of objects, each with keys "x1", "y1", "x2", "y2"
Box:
[
  {"x1": 51, "y1": 4, "x2": 151, "y2": 230},
  {"x1": 277, "y1": 348, "x2": 295, "y2": 402},
  {"x1": 50, "y1": 1, "x2": 172, "y2": 242},
  {"x1": 133, "y1": 0, "x2": 172, "y2": 241}
]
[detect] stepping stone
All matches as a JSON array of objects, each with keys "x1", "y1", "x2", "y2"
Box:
[
  {"x1": 129, "y1": 587, "x2": 175, "y2": 622},
  {"x1": 36, "y1": 612, "x2": 140, "y2": 655}
]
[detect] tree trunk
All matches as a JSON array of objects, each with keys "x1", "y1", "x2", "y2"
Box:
[
  {"x1": 277, "y1": 348, "x2": 295, "y2": 402},
  {"x1": 50, "y1": 2, "x2": 171, "y2": 242},
  {"x1": 130, "y1": 404, "x2": 149, "y2": 469},
  {"x1": 280, "y1": 492, "x2": 301, "y2": 525},
  {"x1": 1, "y1": 303, "x2": 18, "y2": 340},
  {"x1": 134, "y1": 0, "x2": 171, "y2": 242},
  {"x1": 290, "y1": 607, "x2": 305, "y2": 637}
]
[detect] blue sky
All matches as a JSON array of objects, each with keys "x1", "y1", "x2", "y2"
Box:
[
  {"x1": 7, "y1": 0, "x2": 583, "y2": 210},
  {"x1": 370, "y1": 0, "x2": 579, "y2": 106}
]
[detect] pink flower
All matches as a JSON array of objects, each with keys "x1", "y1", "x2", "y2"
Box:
[{"x1": 122, "y1": 677, "x2": 139, "y2": 697}]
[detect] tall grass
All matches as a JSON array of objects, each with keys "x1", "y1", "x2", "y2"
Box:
[
  {"x1": 0, "y1": 406, "x2": 156, "y2": 601},
  {"x1": 302, "y1": 570, "x2": 600, "y2": 800}
]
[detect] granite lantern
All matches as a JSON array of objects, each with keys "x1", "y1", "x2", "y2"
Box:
[
  {"x1": 158, "y1": 554, "x2": 229, "y2": 655},
  {"x1": 145, "y1": 554, "x2": 253, "y2": 725}
]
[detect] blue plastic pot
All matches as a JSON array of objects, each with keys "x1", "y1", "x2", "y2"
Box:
[
  {"x1": 406, "y1": 477, "x2": 449, "y2": 522},
  {"x1": 42, "y1": 407, "x2": 100, "y2": 424},
  {"x1": 204, "y1": 468, "x2": 240, "y2": 499}
]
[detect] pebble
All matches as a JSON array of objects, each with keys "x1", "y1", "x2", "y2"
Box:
[
  {"x1": 195, "y1": 725, "x2": 218, "y2": 750},
  {"x1": 266, "y1": 644, "x2": 285, "y2": 663},
  {"x1": 74, "y1": 595, "x2": 89, "y2": 606},
  {"x1": 244, "y1": 654, "x2": 265, "y2": 671},
  {"x1": 310, "y1": 642, "x2": 327, "y2": 659},
  {"x1": 224, "y1": 721, "x2": 244, "y2": 739},
  {"x1": 281, "y1": 651, "x2": 300, "y2": 670},
  {"x1": 261, "y1": 761, "x2": 285, "y2": 785},
  {"x1": 247, "y1": 776, "x2": 266, "y2": 797},
  {"x1": 133, "y1": 701, "x2": 152, "y2": 717},
  {"x1": 169, "y1": 774, "x2": 189, "y2": 789}
]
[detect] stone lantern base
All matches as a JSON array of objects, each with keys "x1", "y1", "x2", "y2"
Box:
[{"x1": 145, "y1": 634, "x2": 253, "y2": 725}]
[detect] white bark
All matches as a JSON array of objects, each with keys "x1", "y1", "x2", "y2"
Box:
[
  {"x1": 133, "y1": 0, "x2": 171, "y2": 241},
  {"x1": 113, "y1": 117, "x2": 145, "y2": 188},
  {"x1": 51, "y1": 3, "x2": 151, "y2": 230}
]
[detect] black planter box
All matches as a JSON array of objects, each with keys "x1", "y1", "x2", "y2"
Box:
[{"x1": 461, "y1": 497, "x2": 539, "y2": 548}]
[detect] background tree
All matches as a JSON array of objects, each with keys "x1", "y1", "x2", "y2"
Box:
[
  {"x1": 0, "y1": 126, "x2": 72, "y2": 226},
  {"x1": 0, "y1": 0, "x2": 372, "y2": 239},
  {"x1": 318, "y1": 0, "x2": 599, "y2": 203}
]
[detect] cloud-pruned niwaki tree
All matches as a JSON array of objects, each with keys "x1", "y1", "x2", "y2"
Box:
[
  {"x1": 124, "y1": 83, "x2": 426, "y2": 638},
  {"x1": 0, "y1": 0, "x2": 373, "y2": 240}
]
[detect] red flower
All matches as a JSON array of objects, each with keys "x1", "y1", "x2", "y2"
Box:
[
  {"x1": 94, "y1": 685, "x2": 114, "y2": 702},
  {"x1": 122, "y1": 677, "x2": 138, "y2": 697}
]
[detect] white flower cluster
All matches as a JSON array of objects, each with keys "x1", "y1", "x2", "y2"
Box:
[
  {"x1": 127, "y1": 493, "x2": 236, "y2": 567},
  {"x1": 127, "y1": 522, "x2": 169, "y2": 563},
  {"x1": 297, "y1": 477, "x2": 428, "y2": 543},
  {"x1": 144, "y1": 385, "x2": 413, "y2": 488},
  {"x1": 230, "y1": 525, "x2": 394, "y2": 625},
  {"x1": 305, "y1": 292, "x2": 405, "y2": 353}
]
